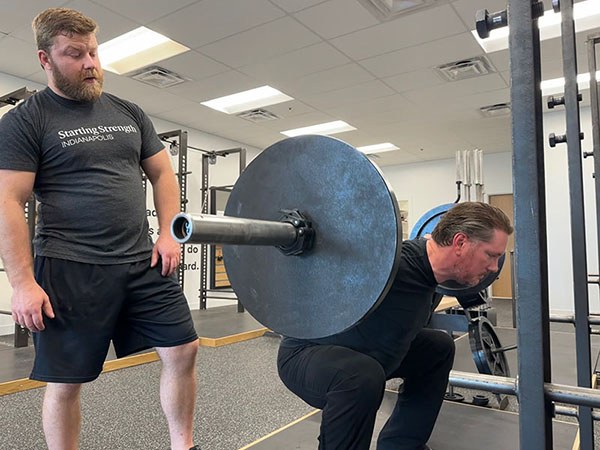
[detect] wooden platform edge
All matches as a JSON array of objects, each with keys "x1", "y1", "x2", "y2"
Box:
[
  {"x1": 238, "y1": 409, "x2": 320, "y2": 449},
  {"x1": 0, "y1": 351, "x2": 162, "y2": 397},
  {"x1": 198, "y1": 328, "x2": 269, "y2": 347},
  {"x1": 0, "y1": 329, "x2": 269, "y2": 396}
]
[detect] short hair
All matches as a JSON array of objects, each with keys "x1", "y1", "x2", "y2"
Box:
[
  {"x1": 32, "y1": 8, "x2": 98, "y2": 53},
  {"x1": 431, "y1": 201, "x2": 513, "y2": 246}
]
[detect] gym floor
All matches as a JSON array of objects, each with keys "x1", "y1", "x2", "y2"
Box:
[{"x1": 0, "y1": 299, "x2": 598, "y2": 449}]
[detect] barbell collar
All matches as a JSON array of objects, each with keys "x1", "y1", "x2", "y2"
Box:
[{"x1": 171, "y1": 212, "x2": 299, "y2": 247}]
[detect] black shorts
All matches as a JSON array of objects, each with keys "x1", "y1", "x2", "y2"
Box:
[{"x1": 30, "y1": 256, "x2": 198, "y2": 383}]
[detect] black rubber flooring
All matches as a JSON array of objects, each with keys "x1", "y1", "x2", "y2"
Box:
[{"x1": 244, "y1": 390, "x2": 578, "y2": 449}]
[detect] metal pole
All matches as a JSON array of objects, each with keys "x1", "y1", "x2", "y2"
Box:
[
  {"x1": 549, "y1": 314, "x2": 600, "y2": 325},
  {"x1": 200, "y1": 154, "x2": 209, "y2": 310},
  {"x1": 510, "y1": 250, "x2": 516, "y2": 328},
  {"x1": 589, "y1": 36, "x2": 600, "y2": 294},
  {"x1": 508, "y1": 1, "x2": 553, "y2": 448},
  {"x1": 558, "y1": 2, "x2": 594, "y2": 446},
  {"x1": 449, "y1": 370, "x2": 516, "y2": 395},
  {"x1": 172, "y1": 213, "x2": 298, "y2": 247},
  {"x1": 554, "y1": 405, "x2": 600, "y2": 421},
  {"x1": 176, "y1": 131, "x2": 189, "y2": 290}
]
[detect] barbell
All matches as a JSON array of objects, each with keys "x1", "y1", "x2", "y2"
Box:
[{"x1": 171, "y1": 135, "x2": 503, "y2": 339}]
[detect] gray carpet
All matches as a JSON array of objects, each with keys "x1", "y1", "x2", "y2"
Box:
[{"x1": 0, "y1": 335, "x2": 313, "y2": 450}]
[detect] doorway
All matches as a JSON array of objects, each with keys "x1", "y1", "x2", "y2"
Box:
[{"x1": 489, "y1": 194, "x2": 515, "y2": 299}]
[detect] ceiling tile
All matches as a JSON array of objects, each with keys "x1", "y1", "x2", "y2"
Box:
[
  {"x1": 268, "y1": 0, "x2": 327, "y2": 13},
  {"x1": 327, "y1": 93, "x2": 414, "y2": 118},
  {"x1": 282, "y1": 63, "x2": 374, "y2": 96},
  {"x1": 150, "y1": 0, "x2": 285, "y2": 49},
  {"x1": 159, "y1": 102, "x2": 216, "y2": 127},
  {"x1": 89, "y1": 0, "x2": 199, "y2": 25},
  {"x1": 239, "y1": 42, "x2": 349, "y2": 83},
  {"x1": 330, "y1": 4, "x2": 467, "y2": 60},
  {"x1": 402, "y1": 73, "x2": 508, "y2": 105},
  {"x1": 293, "y1": 0, "x2": 379, "y2": 39},
  {"x1": 359, "y1": 33, "x2": 482, "y2": 78},
  {"x1": 256, "y1": 110, "x2": 333, "y2": 131},
  {"x1": 0, "y1": 0, "x2": 70, "y2": 34},
  {"x1": 487, "y1": 49, "x2": 510, "y2": 73},
  {"x1": 166, "y1": 70, "x2": 258, "y2": 102},
  {"x1": 259, "y1": 100, "x2": 316, "y2": 118},
  {"x1": 198, "y1": 17, "x2": 321, "y2": 68},
  {"x1": 156, "y1": 51, "x2": 230, "y2": 82},
  {"x1": 303, "y1": 79, "x2": 395, "y2": 109},
  {"x1": 0, "y1": 37, "x2": 40, "y2": 79},
  {"x1": 458, "y1": 87, "x2": 510, "y2": 109},
  {"x1": 65, "y1": 0, "x2": 139, "y2": 42},
  {"x1": 384, "y1": 68, "x2": 446, "y2": 93}
]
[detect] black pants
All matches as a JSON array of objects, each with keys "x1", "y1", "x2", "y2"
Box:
[{"x1": 277, "y1": 329, "x2": 455, "y2": 450}]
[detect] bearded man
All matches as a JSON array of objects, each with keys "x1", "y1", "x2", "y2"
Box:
[{"x1": 0, "y1": 8, "x2": 200, "y2": 450}]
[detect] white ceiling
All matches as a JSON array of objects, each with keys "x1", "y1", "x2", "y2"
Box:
[{"x1": 0, "y1": 0, "x2": 596, "y2": 166}]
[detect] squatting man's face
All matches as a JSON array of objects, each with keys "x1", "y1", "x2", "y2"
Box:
[
  {"x1": 39, "y1": 32, "x2": 104, "y2": 102},
  {"x1": 453, "y1": 229, "x2": 508, "y2": 287}
]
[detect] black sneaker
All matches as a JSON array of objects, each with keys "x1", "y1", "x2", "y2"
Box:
[{"x1": 189, "y1": 447, "x2": 201, "y2": 450}]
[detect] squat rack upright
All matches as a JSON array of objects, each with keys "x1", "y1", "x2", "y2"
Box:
[{"x1": 447, "y1": 1, "x2": 600, "y2": 449}]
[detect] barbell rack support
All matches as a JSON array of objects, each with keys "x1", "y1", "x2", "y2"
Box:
[
  {"x1": 449, "y1": 370, "x2": 600, "y2": 409},
  {"x1": 549, "y1": 314, "x2": 600, "y2": 326}
]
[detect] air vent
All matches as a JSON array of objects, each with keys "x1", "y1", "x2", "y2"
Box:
[
  {"x1": 480, "y1": 102, "x2": 511, "y2": 118},
  {"x1": 236, "y1": 108, "x2": 280, "y2": 123},
  {"x1": 358, "y1": 0, "x2": 441, "y2": 20},
  {"x1": 130, "y1": 66, "x2": 187, "y2": 88},
  {"x1": 434, "y1": 56, "x2": 495, "y2": 82}
]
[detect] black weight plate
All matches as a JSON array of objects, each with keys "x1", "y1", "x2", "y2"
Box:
[
  {"x1": 223, "y1": 135, "x2": 402, "y2": 339},
  {"x1": 468, "y1": 316, "x2": 510, "y2": 377}
]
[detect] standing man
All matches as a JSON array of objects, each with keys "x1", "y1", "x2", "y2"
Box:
[
  {"x1": 278, "y1": 202, "x2": 513, "y2": 450},
  {"x1": 0, "y1": 8, "x2": 199, "y2": 450}
]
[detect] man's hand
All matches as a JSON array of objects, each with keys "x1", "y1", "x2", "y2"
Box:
[
  {"x1": 151, "y1": 234, "x2": 181, "y2": 276},
  {"x1": 11, "y1": 282, "x2": 54, "y2": 332}
]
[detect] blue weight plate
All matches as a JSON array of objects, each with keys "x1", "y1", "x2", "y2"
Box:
[
  {"x1": 409, "y1": 203, "x2": 454, "y2": 239},
  {"x1": 223, "y1": 135, "x2": 402, "y2": 339}
]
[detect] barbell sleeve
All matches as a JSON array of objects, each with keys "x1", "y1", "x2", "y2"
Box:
[{"x1": 171, "y1": 212, "x2": 298, "y2": 247}]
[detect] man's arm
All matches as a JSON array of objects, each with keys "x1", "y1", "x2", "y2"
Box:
[
  {"x1": 141, "y1": 149, "x2": 182, "y2": 276},
  {"x1": 0, "y1": 169, "x2": 53, "y2": 331}
]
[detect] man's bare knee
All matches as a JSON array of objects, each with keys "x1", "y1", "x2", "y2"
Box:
[
  {"x1": 157, "y1": 339, "x2": 199, "y2": 370},
  {"x1": 45, "y1": 383, "x2": 82, "y2": 401}
]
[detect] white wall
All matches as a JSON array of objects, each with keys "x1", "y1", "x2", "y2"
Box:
[
  {"x1": 380, "y1": 151, "x2": 513, "y2": 234},
  {"x1": 543, "y1": 106, "x2": 599, "y2": 313}
]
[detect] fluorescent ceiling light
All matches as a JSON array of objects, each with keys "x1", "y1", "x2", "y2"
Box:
[
  {"x1": 472, "y1": 0, "x2": 600, "y2": 53},
  {"x1": 541, "y1": 71, "x2": 600, "y2": 95},
  {"x1": 281, "y1": 120, "x2": 356, "y2": 137},
  {"x1": 99, "y1": 27, "x2": 189, "y2": 75},
  {"x1": 202, "y1": 86, "x2": 294, "y2": 114},
  {"x1": 357, "y1": 143, "x2": 399, "y2": 154}
]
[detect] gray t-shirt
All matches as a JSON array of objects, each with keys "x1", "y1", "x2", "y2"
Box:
[{"x1": 0, "y1": 87, "x2": 164, "y2": 264}]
